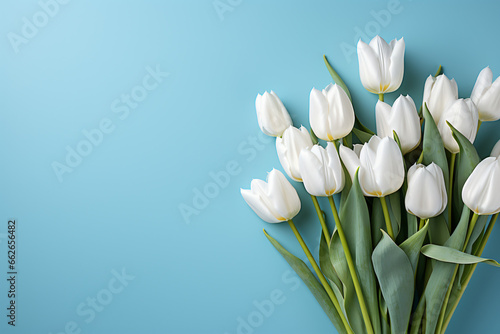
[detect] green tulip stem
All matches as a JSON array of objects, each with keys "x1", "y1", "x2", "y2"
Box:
[
  {"x1": 380, "y1": 196, "x2": 395, "y2": 239},
  {"x1": 378, "y1": 93, "x2": 384, "y2": 102},
  {"x1": 311, "y1": 195, "x2": 330, "y2": 244},
  {"x1": 328, "y1": 196, "x2": 375, "y2": 334},
  {"x1": 447, "y1": 153, "x2": 457, "y2": 231},
  {"x1": 287, "y1": 219, "x2": 353, "y2": 334},
  {"x1": 418, "y1": 218, "x2": 428, "y2": 231},
  {"x1": 441, "y1": 212, "x2": 499, "y2": 333},
  {"x1": 436, "y1": 212, "x2": 479, "y2": 333}
]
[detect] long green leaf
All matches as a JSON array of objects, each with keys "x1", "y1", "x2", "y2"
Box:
[
  {"x1": 424, "y1": 206, "x2": 470, "y2": 333},
  {"x1": 422, "y1": 104, "x2": 449, "y2": 191},
  {"x1": 352, "y1": 127, "x2": 374, "y2": 144},
  {"x1": 320, "y1": 232, "x2": 343, "y2": 294},
  {"x1": 400, "y1": 221, "x2": 430, "y2": 274},
  {"x1": 427, "y1": 214, "x2": 450, "y2": 246},
  {"x1": 421, "y1": 244, "x2": 500, "y2": 266},
  {"x1": 340, "y1": 174, "x2": 381, "y2": 334},
  {"x1": 323, "y1": 55, "x2": 352, "y2": 101},
  {"x1": 263, "y1": 229, "x2": 346, "y2": 331},
  {"x1": 372, "y1": 231, "x2": 414, "y2": 334},
  {"x1": 330, "y1": 230, "x2": 365, "y2": 334},
  {"x1": 449, "y1": 122, "x2": 480, "y2": 224}
]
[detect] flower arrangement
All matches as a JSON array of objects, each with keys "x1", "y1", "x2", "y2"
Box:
[{"x1": 241, "y1": 36, "x2": 500, "y2": 334}]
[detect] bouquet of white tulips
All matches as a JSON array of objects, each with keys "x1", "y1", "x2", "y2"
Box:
[{"x1": 241, "y1": 36, "x2": 500, "y2": 334}]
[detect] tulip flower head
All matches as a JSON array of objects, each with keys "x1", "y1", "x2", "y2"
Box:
[
  {"x1": 357, "y1": 35, "x2": 405, "y2": 94},
  {"x1": 276, "y1": 126, "x2": 314, "y2": 182},
  {"x1": 422, "y1": 74, "x2": 458, "y2": 123},
  {"x1": 437, "y1": 98, "x2": 479, "y2": 154},
  {"x1": 462, "y1": 156, "x2": 500, "y2": 215},
  {"x1": 376, "y1": 94, "x2": 421, "y2": 154},
  {"x1": 299, "y1": 142, "x2": 345, "y2": 197},
  {"x1": 471, "y1": 67, "x2": 500, "y2": 122},
  {"x1": 255, "y1": 91, "x2": 293, "y2": 137},
  {"x1": 340, "y1": 136, "x2": 404, "y2": 197},
  {"x1": 405, "y1": 163, "x2": 447, "y2": 219},
  {"x1": 241, "y1": 169, "x2": 301, "y2": 223},
  {"x1": 309, "y1": 83, "x2": 355, "y2": 141},
  {"x1": 491, "y1": 139, "x2": 500, "y2": 157}
]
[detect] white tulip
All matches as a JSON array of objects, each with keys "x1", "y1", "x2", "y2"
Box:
[
  {"x1": 299, "y1": 142, "x2": 345, "y2": 197},
  {"x1": 309, "y1": 83, "x2": 355, "y2": 141},
  {"x1": 276, "y1": 126, "x2": 314, "y2": 181},
  {"x1": 462, "y1": 157, "x2": 500, "y2": 215},
  {"x1": 339, "y1": 143, "x2": 364, "y2": 181},
  {"x1": 491, "y1": 139, "x2": 500, "y2": 157},
  {"x1": 255, "y1": 91, "x2": 293, "y2": 137},
  {"x1": 437, "y1": 99, "x2": 479, "y2": 154},
  {"x1": 423, "y1": 74, "x2": 458, "y2": 123},
  {"x1": 340, "y1": 136, "x2": 404, "y2": 197},
  {"x1": 376, "y1": 94, "x2": 421, "y2": 154},
  {"x1": 241, "y1": 169, "x2": 301, "y2": 223},
  {"x1": 357, "y1": 35, "x2": 405, "y2": 94},
  {"x1": 471, "y1": 67, "x2": 500, "y2": 122},
  {"x1": 405, "y1": 163, "x2": 447, "y2": 219}
]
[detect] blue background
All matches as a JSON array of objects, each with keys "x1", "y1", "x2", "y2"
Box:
[{"x1": 1, "y1": 0, "x2": 499, "y2": 333}]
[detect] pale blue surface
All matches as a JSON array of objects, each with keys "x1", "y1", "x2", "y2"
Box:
[{"x1": 0, "y1": 1, "x2": 499, "y2": 333}]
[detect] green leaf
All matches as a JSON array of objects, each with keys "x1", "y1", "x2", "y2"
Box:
[
  {"x1": 372, "y1": 231, "x2": 414, "y2": 334},
  {"x1": 427, "y1": 214, "x2": 450, "y2": 246},
  {"x1": 320, "y1": 232, "x2": 343, "y2": 294},
  {"x1": 422, "y1": 104, "x2": 449, "y2": 191},
  {"x1": 424, "y1": 206, "x2": 470, "y2": 334},
  {"x1": 409, "y1": 296, "x2": 426, "y2": 334},
  {"x1": 355, "y1": 117, "x2": 375, "y2": 136},
  {"x1": 343, "y1": 132, "x2": 353, "y2": 148},
  {"x1": 406, "y1": 213, "x2": 418, "y2": 237},
  {"x1": 388, "y1": 190, "x2": 402, "y2": 238},
  {"x1": 340, "y1": 173, "x2": 381, "y2": 334},
  {"x1": 371, "y1": 198, "x2": 386, "y2": 246},
  {"x1": 323, "y1": 55, "x2": 352, "y2": 101},
  {"x1": 352, "y1": 127, "x2": 373, "y2": 144},
  {"x1": 400, "y1": 221, "x2": 430, "y2": 274},
  {"x1": 421, "y1": 244, "x2": 500, "y2": 266},
  {"x1": 330, "y1": 230, "x2": 366, "y2": 334},
  {"x1": 449, "y1": 122, "x2": 480, "y2": 226},
  {"x1": 310, "y1": 128, "x2": 319, "y2": 145},
  {"x1": 263, "y1": 229, "x2": 347, "y2": 331}
]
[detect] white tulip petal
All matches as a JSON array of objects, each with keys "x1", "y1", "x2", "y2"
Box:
[
  {"x1": 309, "y1": 88, "x2": 330, "y2": 141},
  {"x1": 387, "y1": 38, "x2": 405, "y2": 93},
  {"x1": 339, "y1": 144, "x2": 361, "y2": 182},
  {"x1": 471, "y1": 67, "x2": 493, "y2": 104},
  {"x1": 477, "y1": 78, "x2": 500, "y2": 121},
  {"x1": 241, "y1": 189, "x2": 281, "y2": 223},
  {"x1": 491, "y1": 140, "x2": 500, "y2": 157},
  {"x1": 357, "y1": 40, "x2": 383, "y2": 93},
  {"x1": 463, "y1": 158, "x2": 500, "y2": 215}
]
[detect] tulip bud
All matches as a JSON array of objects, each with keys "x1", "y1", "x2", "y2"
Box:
[
  {"x1": 437, "y1": 99, "x2": 479, "y2": 154},
  {"x1": 340, "y1": 136, "x2": 404, "y2": 197},
  {"x1": 357, "y1": 36, "x2": 405, "y2": 94},
  {"x1": 299, "y1": 142, "x2": 345, "y2": 196},
  {"x1": 241, "y1": 169, "x2": 301, "y2": 223},
  {"x1": 470, "y1": 67, "x2": 500, "y2": 122},
  {"x1": 255, "y1": 91, "x2": 293, "y2": 137},
  {"x1": 276, "y1": 126, "x2": 314, "y2": 181},
  {"x1": 376, "y1": 95, "x2": 421, "y2": 154},
  {"x1": 491, "y1": 139, "x2": 500, "y2": 157},
  {"x1": 309, "y1": 84, "x2": 355, "y2": 141},
  {"x1": 462, "y1": 156, "x2": 500, "y2": 215},
  {"x1": 423, "y1": 74, "x2": 458, "y2": 123},
  {"x1": 405, "y1": 163, "x2": 447, "y2": 219}
]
